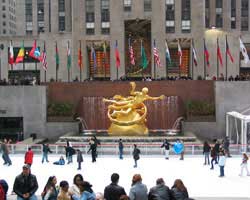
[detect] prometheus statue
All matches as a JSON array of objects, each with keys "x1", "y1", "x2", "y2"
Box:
[{"x1": 103, "y1": 82, "x2": 165, "y2": 136}]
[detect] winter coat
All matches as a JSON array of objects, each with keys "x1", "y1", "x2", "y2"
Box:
[
  {"x1": 148, "y1": 183, "x2": 171, "y2": 200},
  {"x1": 104, "y1": 183, "x2": 126, "y2": 200},
  {"x1": 119, "y1": 141, "x2": 124, "y2": 150},
  {"x1": 203, "y1": 144, "x2": 211, "y2": 154},
  {"x1": 161, "y1": 141, "x2": 170, "y2": 150},
  {"x1": 218, "y1": 156, "x2": 226, "y2": 166},
  {"x1": 25, "y1": 150, "x2": 34, "y2": 165},
  {"x1": 0, "y1": 179, "x2": 8, "y2": 200},
  {"x1": 13, "y1": 173, "x2": 38, "y2": 198},
  {"x1": 0, "y1": 143, "x2": 9, "y2": 154},
  {"x1": 66, "y1": 146, "x2": 76, "y2": 157},
  {"x1": 133, "y1": 148, "x2": 140, "y2": 161},
  {"x1": 171, "y1": 187, "x2": 189, "y2": 200},
  {"x1": 214, "y1": 143, "x2": 220, "y2": 154},
  {"x1": 77, "y1": 151, "x2": 83, "y2": 163},
  {"x1": 129, "y1": 182, "x2": 148, "y2": 200},
  {"x1": 42, "y1": 144, "x2": 52, "y2": 154}
]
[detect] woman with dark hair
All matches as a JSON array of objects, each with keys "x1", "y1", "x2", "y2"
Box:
[
  {"x1": 41, "y1": 176, "x2": 58, "y2": 200},
  {"x1": 203, "y1": 141, "x2": 211, "y2": 165},
  {"x1": 170, "y1": 179, "x2": 189, "y2": 200},
  {"x1": 72, "y1": 181, "x2": 96, "y2": 200},
  {"x1": 132, "y1": 144, "x2": 140, "y2": 168},
  {"x1": 69, "y1": 174, "x2": 84, "y2": 198}
]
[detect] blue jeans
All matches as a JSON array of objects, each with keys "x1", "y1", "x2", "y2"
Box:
[
  {"x1": 42, "y1": 152, "x2": 48, "y2": 163},
  {"x1": 204, "y1": 152, "x2": 210, "y2": 164},
  {"x1": 2, "y1": 153, "x2": 12, "y2": 165},
  {"x1": 219, "y1": 166, "x2": 224, "y2": 176},
  {"x1": 17, "y1": 194, "x2": 37, "y2": 200},
  {"x1": 134, "y1": 159, "x2": 137, "y2": 167},
  {"x1": 68, "y1": 155, "x2": 73, "y2": 163},
  {"x1": 119, "y1": 148, "x2": 123, "y2": 159}
]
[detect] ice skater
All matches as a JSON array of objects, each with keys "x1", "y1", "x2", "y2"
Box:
[
  {"x1": 132, "y1": 144, "x2": 140, "y2": 168},
  {"x1": 88, "y1": 139, "x2": 97, "y2": 162},
  {"x1": 218, "y1": 151, "x2": 226, "y2": 177},
  {"x1": 76, "y1": 149, "x2": 83, "y2": 170},
  {"x1": 239, "y1": 153, "x2": 250, "y2": 176},
  {"x1": 0, "y1": 139, "x2": 12, "y2": 166},
  {"x1": 42, "y1": 143, "x2": 52, "y2": 163},
  {"x1": 161, "y1": 139, "x2": 170, "y2": 159},
  {"x1": 203, "y1": 141, "x2": 211, "y2": 165},
  {"x1": 118, "y1": 139, "x2": 124, "y2": 159},
  {"x1": 24, "y1": 147, "x2": 34, "y2": 166}
]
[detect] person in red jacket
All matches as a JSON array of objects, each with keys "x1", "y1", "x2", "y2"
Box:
[{"x1": 24, "y1": 147, "x2": 34, "y2": 166}]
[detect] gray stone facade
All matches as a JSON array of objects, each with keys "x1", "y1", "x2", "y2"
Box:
[{"x1": 1, "y1": 0, "x2": 250, "y2": 81}]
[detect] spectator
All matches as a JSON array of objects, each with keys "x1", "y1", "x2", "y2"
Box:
[
  {"x1": 41, "y1": 176, "x2": 58, "y2": 200},
  {"x1": 69, "y1": 174, "x2": 84, "y2": 199},
  {"x1": 13, "y1": 164, "x2": 38, "y2": 200},
  {"x1": 120, "y1": 195, "x2": 130, "y2": 200},
  {"x1": 24, "y1": 147, "x2": 34, "y2": 166},
  {"x1": 104, "y1": 173, "x2": 126, "y2": 200},
  {"x1": 129, "y1": 174, "x2": 148, "y2": 200},
  {"x1": 72, "y1": 181, "x2": 95, "y2": 200},
  {"x1": 0, "y1": 179, "x2": 8, "y2": 200},
  {"x1": 57, "y1": 181, "x2": 71, "y2": 200},
  {"x1": 148, "y1": 178, "x2": 171, "y2": 200},
  {"x1": 171, "y1": 179, "x2": 189, "y2": 200},
  {"x1": 96, "y1": 192, "x2": 105, "y2": 200}
]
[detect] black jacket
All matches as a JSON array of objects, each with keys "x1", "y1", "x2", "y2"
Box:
[
  {"x1": 133, "y1": 148, "x2": 141, "y2": 160},
  {"x1": 104, "y1": 183, "x2": 126, "y2": 200},
  {"x1": 13, "y1": 173, "x2": 38, "y2": 199}
]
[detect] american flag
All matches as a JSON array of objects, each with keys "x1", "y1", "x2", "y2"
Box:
[
  {"x1": 41, "y1": 41, "x2": 47, "y2": 71},
  {"x1": 129, "y1": 38, "x2": 135, "y2": 65},
  {"x1": 153, "y1": 40, "x2": 161, "y2": 67}
]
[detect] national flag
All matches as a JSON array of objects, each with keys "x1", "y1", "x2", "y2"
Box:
[
  {"x1": 29, "y1": 40, "x2": 41, "y2": 60},
  {"x1": 15, "y1": 41, "x2": 24, "y2": 64},
  {"x1": 115, "y1": 40, "x2": 120, "y2": 68},
  {"x1": 141, "y1": 41, "x2": 148, "y2": 69},
  {"x1": 239, "y1": 37, "x2": 249, "y2": 64},
  {"x1": 192, "y1": 40, "x2": 198, "y2": 66},
  {"x1": 204, "y1": 39, "x2": 210, "y2": 67},
  {"x1": 41, "y1": 41, "x2": 47, "y2": 71},
  {"x1": 103, "y1": 42, "x2": 107, "y2": 66},
  {"x1": 78, "y1": 42, "x2": 83, "y2": 69},
  {"x1": 129, "y1": 38, "x2": 135, "y2": 66},
  {"x1": 153, "y1": 40, "x2": 161, "y2": 67},
  {"x1": 165, "y1": 40, "x2": 171, "y2": 63},
  {"x1": 55, "y1": 42, "x2": 59, "y2": 70},
  {"x1": 177, "y1": 40, "x2": 182, "y2": 67},
  {"x1": 91, "y1": 45, "x2": 97, "y2": 69},
  {"x1": 8, "y1": 41, "x2": 14, "y2": 65},
  {"x1": 226, "y1": 36, "x2": 234, "y2": 63},
  {"x1": 217, "y1": 38, "x2": 223, "y2": 67},
  {"x1": 67, "y1": 41, "x2": 71, "y2": 69}
]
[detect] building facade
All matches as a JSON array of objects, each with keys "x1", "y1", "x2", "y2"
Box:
[{"x1": 1, "y1": 0, "x2": 250, "y2": 82}]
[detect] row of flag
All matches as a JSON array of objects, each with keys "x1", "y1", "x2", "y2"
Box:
[{"x1": 8, "y1": 38, "x2": 250, "y2": 72}]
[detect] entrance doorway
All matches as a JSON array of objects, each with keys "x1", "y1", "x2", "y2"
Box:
[{"x1": 0, "y1": 117, "x2": 23, "y2": 141}]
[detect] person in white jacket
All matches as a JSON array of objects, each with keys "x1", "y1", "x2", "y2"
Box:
[
  {"x1": 218, "y1": 151, "x2": 226, "y2": 177},
  {"x1": 239, "y1": 153, "x2": 250, "y2": 176}
]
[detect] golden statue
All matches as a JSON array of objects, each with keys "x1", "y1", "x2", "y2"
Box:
[{"x1": 103, "y1": 82, "x2": 165, "y2": 136}]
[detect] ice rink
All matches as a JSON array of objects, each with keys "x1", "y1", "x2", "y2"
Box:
[{"x1": 1, "y1": 154, "x2": 250, "y2": 199}]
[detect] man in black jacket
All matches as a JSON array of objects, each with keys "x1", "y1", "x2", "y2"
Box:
[
  {"x1": 104, "y1": 173, "x2": 126, "y2": 200},
  {"x1": 13, "y1": 164, "x2": 38, "y2": 200}
]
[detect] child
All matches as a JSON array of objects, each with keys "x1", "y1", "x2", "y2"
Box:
[
  {"x1": 218, "y1": 151, "x2": 226, "y2": 177},
  {"x1": 53, "y1": 156, "x2": 65, "y2": 165},
  {"x1": 76, "y1": 149, "x2": 83, "y2": 170},
  {"x1": 239, "y1": 153, "x2": 250, "y2": 176}
]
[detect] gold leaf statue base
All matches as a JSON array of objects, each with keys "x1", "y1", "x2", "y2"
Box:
[{"x1": 108, "y1": 123, "x2": 148, "y2": 136}]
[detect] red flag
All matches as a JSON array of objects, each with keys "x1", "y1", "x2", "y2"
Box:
[
  {"x1": 204, "y1": 40, "x2": 210, "y2": 67},
  {"x1": 226, "y1": 37, "x2": 234, "y2": 63},
  {"x1": 8, "y1": 41, "x2": 14, "y2": 65},
  {"x1": 78, "y1": 42, "x2": 82, "y2": 69},
  {"x1": 217, "y1": 38, "x2": 223, "y2": 67},
  {"x1": 177, "y1": 41, "x2": 182, "y2": 67},
  {"x1": 192, "y1": 40, "x2": 198, "y2": 66},
  {"x1": 129, "y1": 38, "x2": 135, "y2": 66},
  {"x1": 40, "y1": 41, "x2": 47, "y2": 71},
  {"x1": 115, "y1": 40, "x2": 120, "y2": 68},
  {"x1": 153, "y1": 40, "x2": 161, "y2": 67}
]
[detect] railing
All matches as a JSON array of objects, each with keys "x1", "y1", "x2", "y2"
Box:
[{"x1": 5, "y1": 143, "x2": 249, "y2": 156}]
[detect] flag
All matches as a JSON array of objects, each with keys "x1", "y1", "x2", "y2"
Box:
[
  {"x1": 239, "y1": 37, "x2": 249, "y2": 64},
  {"x1": 55, "y1": 42, "x2": 59, "y2": 70},
  {"x1": 8, "y1": 41, "x2": 14, "y2": 65},
  {"x1": 15, "y1": 41, "x2": 24, "y2": 64},
  {"x1": 165, "y1": 40, "x2": 171, "y2": 64},
  {"x1": 226, "y1": 36, "x2": 234, "y2": 63},
  {"x1": 129, "y1": 38, "x2": 135, "y2": 66},
  {"x1": 67, "y1": 41, "x2": 71, "y2": 69},
  {"x1": 91, "y1": 45, "x2": 97, "y2": 69},
  {"x1": 115, "y1": 40, "x2": 120, "y2": 68},
  {"x1": 192, "y1": 40, "x2": 198, "y2": 66},
  {"x1": 103, "y1": 41, "x2": 107, "y2": 66},
  {"x1": 153, "y1": 40, "x2": 161, "y2": 67},
  {"x1": 204, "y1": 39, "x2": 210, "y2": 67},
  {"x1": 141, "y1": 41, "x2": 148, "y2": 69},
  {"x1": 29, "y1": 40, "x2": 40, "y2": 60},
  {"x1": 177, "y1": 40, "x2": 182, "y2": 67},
  {"x1": 78, "y1": 42, "x2": 82, "y2": 69},
  {"x1": 217, "y1": 38, "x2": 223, "y2": 67},
  {"x1": 41, "y1": 41, "x2": 47, "y2": 71}
]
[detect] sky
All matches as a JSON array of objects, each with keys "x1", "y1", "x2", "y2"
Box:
[{"x1": 1, "y1": 154, "x2": 250, "y2": 198}]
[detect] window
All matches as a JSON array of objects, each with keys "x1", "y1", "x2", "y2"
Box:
[
  {"x1": 58, "y1": 0, "x2": 65, "y2": 12},
  {"x1": 2, "y1": 6, "x2": 5, "y2": 10},
  {"x1": 144, "y1": 0, "x2": 151, "y2": 12},
  {"x1": 3, "y1": 29, "x2": 6, "y2": 34},
  {"x1": 124, "y1": 0, "x2": 131, "y2": 12},
  {"x1": 101, "y1": 0, "x2": 110, "y2": 34},
  {"x1": 205, "y1": 0, "x2": 210, "y2": 28},
  {"x1": 2, "y1": 13, "x2": 6, "y2": 18},
  {"x1": 241, "y1": 0, "x2": 248, "y2": 31},
  {"x1": 181, "y1": 0, "x2": 191, "y2": 33},
  {"x1": 166, "y1": 0, "x2": 175, "y2": 33},
  {"x1": 86, "y1": 0, "x2": 95, "y2": 34},
  {"x1": 25, "y1": 0, "x2": 32, "y2": 22},
  {"x1": 37, "y1": 0, "x2": 44, "y2": 33},
  {"x1": 231, "y1": 0, "x2": 236, "y2": 29},
  {"x1": 59, "y1": 16, "x2": 65, "y2": 31},
  {"x1": 58, "y1": 0, "x2": 65, "y2": 31},
  {"x1": 216, "y1": 0, "x2": 223, "y2": 28},
  {"x1": 3, "y1": 21, "x2": 6, "y2": 26}
]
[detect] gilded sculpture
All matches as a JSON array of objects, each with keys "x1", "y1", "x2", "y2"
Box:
[{"x1": 103, "y1": 82, "x2": 165, "y2": 136}]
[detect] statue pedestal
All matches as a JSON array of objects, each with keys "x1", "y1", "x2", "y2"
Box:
[{"x1": 108, "y1": 123, "x2": 148, "y2": 136}]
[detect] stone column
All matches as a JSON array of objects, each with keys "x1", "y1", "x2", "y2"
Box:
[
  {"x1": 51, "y1": 0, "x2": 59, "y2": 33},
  {"x1": 65, "y1": 0, "x2": 72, "y2": 32},
  {"x1": 32, "y1": 0, "x2": 38, "y2": 36}
]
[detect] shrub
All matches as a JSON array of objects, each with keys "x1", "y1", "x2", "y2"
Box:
[
  {"x1": 186, "y1": 100, "x2": 215, "y2": 116},
  {"x1": 47, "y1": 102, "x2": 74, "y2": 116}
]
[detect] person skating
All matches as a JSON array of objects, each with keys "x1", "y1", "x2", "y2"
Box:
[
  {"x1": 203, "y1": 141, "x2": 211, "y2": 165},
  {"x1": 132, "y1": 144, "x2": 140, "y2": 168},
  {"x1": 214, "y1": 140, "x2": 220, "y2": 164},
  {"x1": 118, "y1": 139, "x2": 124, "y2": 159},
  {"x1": 24, "y1": 147, "x2": 34, "y2": 166},
  {"x1": 0, "y1": 139, "x2": 12, "y2": 166},
  {"x1": 210, "y1": 147, "x2": 216, "y2": 170},
  {"x1": 222, "y1": 136, "x2": 231, "y2": 157},
  {"x1": 65, "y1": 145, "x2": 75, "y2": 164},
  {"x1": 218, "y1": 151, "x2": 226, "y2": 177},
  {"x1": 42, "y1": 143, "x2": 52, "y2": 163},
  {"x1": 161, "y1": 139, "x2": 171, "y2": 160},
  {"x1": 88, "y1": 139, "x2": 97, "y2": 162},
  {"x1": 239, "y1": 153, "x2": 250, "y2": 176},
  {"x1": 76, "y1": 149, "x2": 83, "y2": 170}
]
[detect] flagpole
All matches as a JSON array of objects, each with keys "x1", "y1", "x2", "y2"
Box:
[
  {"x1": 104, "y1": 41, "x2": 106, "y2": 80},
  {"x1": 191, "y1": 39, "x2": 194, "y2": 80},
  {"x1": 44, "y1": 41, "x2": 46, "y2": 83},
  {"x1": 203, "y1": 38, "x2": 206, "y2": 79},
  {"x1": 23, "y1": 40, "x2": 25, "y2": 71},
  {"x1": 56, "y1": 41, "x2": 58, "y2": 82},
  {"x1": 217, "y1": 38, "x2": 219, "y2": 79},
  {"x1": 225, "y1": 35, "x2": 228, "y2": 81},
  {"x1": 67, "y1": 41, "x2": 70, "y2": 83},
  {"x1": 79, "y1": 40, "x2": 82, "y2": 82},
  {"x1": 10, "y1": 40, "x2": 13, "y2": 70},
  {"x1": 153, "y1": 39, "x2": 156, "y2": 80},
  {"x1": 178, "y1": 40, "x2": 181, "y2": 78},
  {"x1": 116, "y1": 40, "x2": 119, "y2": 80}
]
